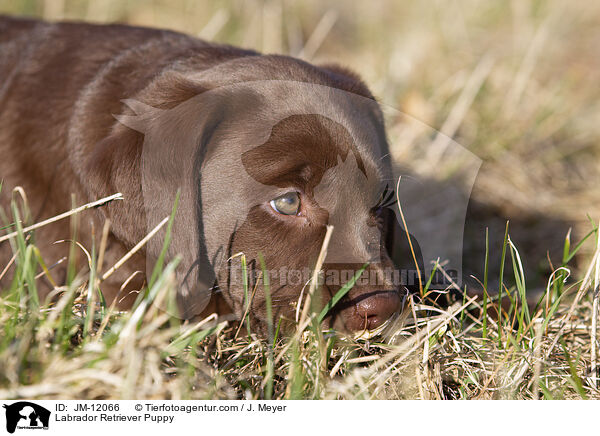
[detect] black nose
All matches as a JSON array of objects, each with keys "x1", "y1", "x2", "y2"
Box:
[{"x1": 344, "y1": 290, "x2": 400, "y2": 332}]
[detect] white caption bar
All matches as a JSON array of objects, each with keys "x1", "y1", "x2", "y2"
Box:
[{"x1": 0, "y1": 400, "x2": 594, "y2": 435}]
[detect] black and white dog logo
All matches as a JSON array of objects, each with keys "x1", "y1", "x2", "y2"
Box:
[{"x1": 3, "y1": 402, "x2": 50, "y2": 433}]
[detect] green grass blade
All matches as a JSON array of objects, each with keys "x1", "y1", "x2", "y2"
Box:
[
  {"x1": 317, "y1": 263, "x2": 367, "y2": 324},
  {"x1": 148, "y1": 191, "x2": 180, "y2": 290},
  {"x1": 497, "y1": 221, "x2": 509, "y2": 345},
  {"x1": 258, "y1": 253, "x2": 274, "y2": 400}
]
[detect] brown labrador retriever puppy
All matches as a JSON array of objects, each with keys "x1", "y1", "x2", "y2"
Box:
[{"x1": 0, "y1": 15, "x2": 406, "y2": 335}]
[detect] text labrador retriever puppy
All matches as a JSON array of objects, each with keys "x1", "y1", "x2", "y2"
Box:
[{"x1": 0, "y1": 15, "x2": 408, "y2": 335}]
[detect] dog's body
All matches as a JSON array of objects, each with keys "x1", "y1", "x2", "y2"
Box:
[{"x1": 0, "y1": 15, "x2": 405, "y2": 333}]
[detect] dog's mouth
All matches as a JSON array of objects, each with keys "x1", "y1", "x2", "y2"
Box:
[
  {"x1": 351, "y1": 310, "x2": 401, "y2": 340},
  {"x1": 323, "y1": 289, "x2": 404, "y2": 338}
]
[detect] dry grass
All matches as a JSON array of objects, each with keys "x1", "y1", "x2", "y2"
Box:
[
  {"x1": 0, "y1": 0, "x2": 599, "y2": 400},
  {"x1": 0, "y1": 191, "x2": 598, "y2": 400}
]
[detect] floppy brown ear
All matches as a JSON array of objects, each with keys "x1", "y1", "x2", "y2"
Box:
[
  {"x1": 80, "y1": 72, "x2": 230, "y2": 318},
  {"x1": 80, "y1": 73, "x2": 207, "y2": 247}
]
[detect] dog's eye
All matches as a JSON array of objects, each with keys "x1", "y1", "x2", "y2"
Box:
[{"x1": 270, "y1": 192, "x2": 301, "y2": 215}]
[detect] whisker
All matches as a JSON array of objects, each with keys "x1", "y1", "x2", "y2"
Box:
[
  {"x1": 382, "y1": 188, "x2": 395, "y2": 205},
  {"x1": 382, "y1": 197, "x2": 398, "y2": 208}
]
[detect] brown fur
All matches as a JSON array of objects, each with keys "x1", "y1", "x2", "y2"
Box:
[{"x1": 0, "y1": 15, "x2": 404, "y2": 333}]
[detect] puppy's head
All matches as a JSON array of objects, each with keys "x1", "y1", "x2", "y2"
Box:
[
  {"x1": 116, "y1": 60, "x2": 405, "y2": 335},
  {"x1": 229, "y1": 113, "x2": 402, "y2": 333}
]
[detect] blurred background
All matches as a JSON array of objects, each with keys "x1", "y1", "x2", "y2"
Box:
[{"x1": 1, "y1": 0, "x2": 599, "y2": 294}]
